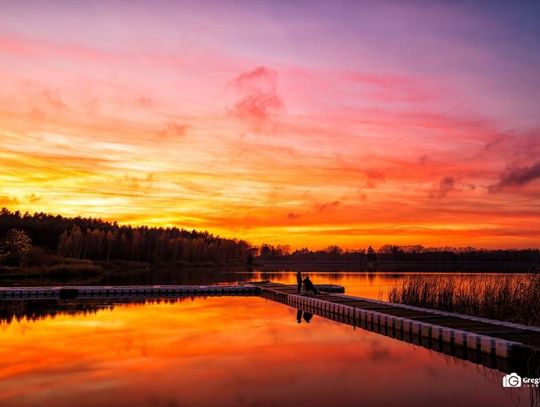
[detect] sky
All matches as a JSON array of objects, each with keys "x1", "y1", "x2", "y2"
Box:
[{"x1": 0, "y1": 0, "x2": 539, "y2": 249}]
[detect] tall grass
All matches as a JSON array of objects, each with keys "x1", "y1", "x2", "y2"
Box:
[{"x1": 387, "y1": 274, "x2": 540, "y2": 326}]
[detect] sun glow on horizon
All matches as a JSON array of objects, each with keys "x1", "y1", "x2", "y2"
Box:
[{"x1": 1, "y1": 1, "x2": 540, "y2": 249}]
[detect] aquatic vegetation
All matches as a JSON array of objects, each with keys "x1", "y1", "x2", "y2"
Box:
[{"x1": 387, "y1": 274, "x2": 540, "y2": 326}]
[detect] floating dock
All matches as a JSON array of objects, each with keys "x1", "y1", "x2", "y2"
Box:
[
  {"x1": 0, "y1": 284, "x2": 260, "y2": 299},
  {"x1": 0, "y1": 283, "x2": 342, "y2": 300}
]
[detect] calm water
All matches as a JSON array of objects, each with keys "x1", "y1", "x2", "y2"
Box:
[
  {"x1": 0, "y1": 271, "x2": 537, "y2": 406},
  {"x1": 247, "y1": 270, "x2": 407, "y2": 299},
  {"x1": 245, "y1": 270, "x2": 531, "y2": 300},
  {"x1": 6, "y1": 267, "x2": 528, "y2": 302}
]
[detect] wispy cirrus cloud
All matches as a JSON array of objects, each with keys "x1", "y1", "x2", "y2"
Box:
[{"x1": 316, "y1": 201, "x2": 341, "y2": 212}]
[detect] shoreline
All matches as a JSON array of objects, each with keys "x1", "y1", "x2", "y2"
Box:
[{"x1": 256, "y1": 261, "x2": 540, "y2": 273}]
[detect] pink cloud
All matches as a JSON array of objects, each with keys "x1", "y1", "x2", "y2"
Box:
[{"x1": 231, "y1": 66, "x2": 283, "y2": 128}]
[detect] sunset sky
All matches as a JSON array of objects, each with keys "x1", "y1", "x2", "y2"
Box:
[{"x1": 1, "y1": 1, "x2": 539, "y2": 249}]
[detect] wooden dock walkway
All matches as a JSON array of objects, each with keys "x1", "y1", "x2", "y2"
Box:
[
  {"x1": 256, "y1": 282, "x2": 540, "y2": 375},
  {"x1": 0, "y1": 283, "x2": 343, "y2": 300}
]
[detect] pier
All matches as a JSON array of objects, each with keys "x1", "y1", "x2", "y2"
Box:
[
  {"x1": 0, "y1": 284, "x2": 260, "y2": 299},
  {"x1": 0, "y1": 283, "x2": 343, "y2": 300}
]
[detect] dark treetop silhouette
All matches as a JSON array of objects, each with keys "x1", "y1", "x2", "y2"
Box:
[{"x1": 0, "y1": 208, "x2": 254, "y2": 267}]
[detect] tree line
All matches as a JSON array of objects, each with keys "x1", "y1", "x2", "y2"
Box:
[
  {"x1": 257, "y1": 243, "x2": 540, "y2": 263},
  {"x1": 258, "y1": 244, "x2": 377, "y2": 263},
  {"x1": 2, "y1": 208, "x2": 538, "y2": 268},
  {"x1": 0, "y1": 208, "x2": 254, "y2": 266}
]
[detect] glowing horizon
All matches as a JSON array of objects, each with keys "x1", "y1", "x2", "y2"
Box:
[{"x1": 1, "y1": 1, "x2": 539, "y2": 249}]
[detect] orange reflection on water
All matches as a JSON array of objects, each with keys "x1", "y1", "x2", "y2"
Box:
[
  {"x1": 248, "y1": 271, "x2": 408, "y2": 299},
  {"x1": 0, "y1": 297, "x2": 532, "y2": 407}
]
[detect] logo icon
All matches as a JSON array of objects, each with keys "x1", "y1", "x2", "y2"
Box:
[{"x1": 503, "y1": 373, "x2": 522, "y2": 388}]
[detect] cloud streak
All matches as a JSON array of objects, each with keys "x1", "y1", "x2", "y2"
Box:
[
  {"x1": 489, "y1": 161, "x2": 540, "y2": 192},
  {"x1": 435, "y1": 176, "x2": 455, "y2": 198}
]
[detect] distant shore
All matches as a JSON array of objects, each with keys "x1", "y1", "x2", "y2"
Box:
[
  {"x1": 2, "y1": 259, "x2": 539, "y2": 283},
  {"x1": 0, "y1": 260, "x2": 252, "y2": 286},
  {"x1": 256, "y1": 260, "x2": 540, "y2": 273}
]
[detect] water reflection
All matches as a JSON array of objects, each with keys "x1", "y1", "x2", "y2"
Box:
[
  {"x1": 296, "y1": 309, "x2": 314, "y2": 324},
  {"x1": 0, "y1": 267, "x2": 253, "y2": 287},
  {"x1": 0, "y1": 297, "x2": 192, "y2": 324},
  {"x1": 0, "y1": 296, "x2": 537, "y2": 407}
]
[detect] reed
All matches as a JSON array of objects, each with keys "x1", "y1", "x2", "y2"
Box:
[{"x1": 387, "y1": 273, "x2": 540, "y2": 326}]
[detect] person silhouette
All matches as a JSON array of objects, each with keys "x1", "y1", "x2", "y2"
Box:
[
  {"x1": 296, "y1": 309, "x2": 314, "y2": 324},
  {"x1": 303, "y1": 312, "x2": 313, "y2": 323},
  {"x1": 302, "y1": 276, "x2": 320, "y2": 296},
  {"x1": 296, "y1": 271, "x2": 302, "y2": 293}
]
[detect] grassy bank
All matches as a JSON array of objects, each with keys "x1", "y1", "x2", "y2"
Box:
[{"x1": 387, "y1": 273, "x2": 540, "y2": 326}]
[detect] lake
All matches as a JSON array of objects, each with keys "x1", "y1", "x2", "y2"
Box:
[
  {"x1": 0, "y1": 271, "x2": 537, "y2": 406},
  {"x1": 16, "y1": 268, "x2": 527, "y2": 301},
  {"x1": 246, "y1": 270, "x2": 424, "y2": 299}
]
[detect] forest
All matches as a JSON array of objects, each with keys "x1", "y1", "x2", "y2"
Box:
[
  {"x1": 0, "y1": 208, "x2": 254, "y2": 268},
  {"x1": 2, "y1": 208, "x2": 539, "y2": 273},
  {"x1": 258, "y1": 243, "x2": 540, "y2": 264}
]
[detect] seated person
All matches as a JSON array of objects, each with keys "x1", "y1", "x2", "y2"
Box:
[{"x1": 302, "y1": 276, "x2": 320, "y2": 296}]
